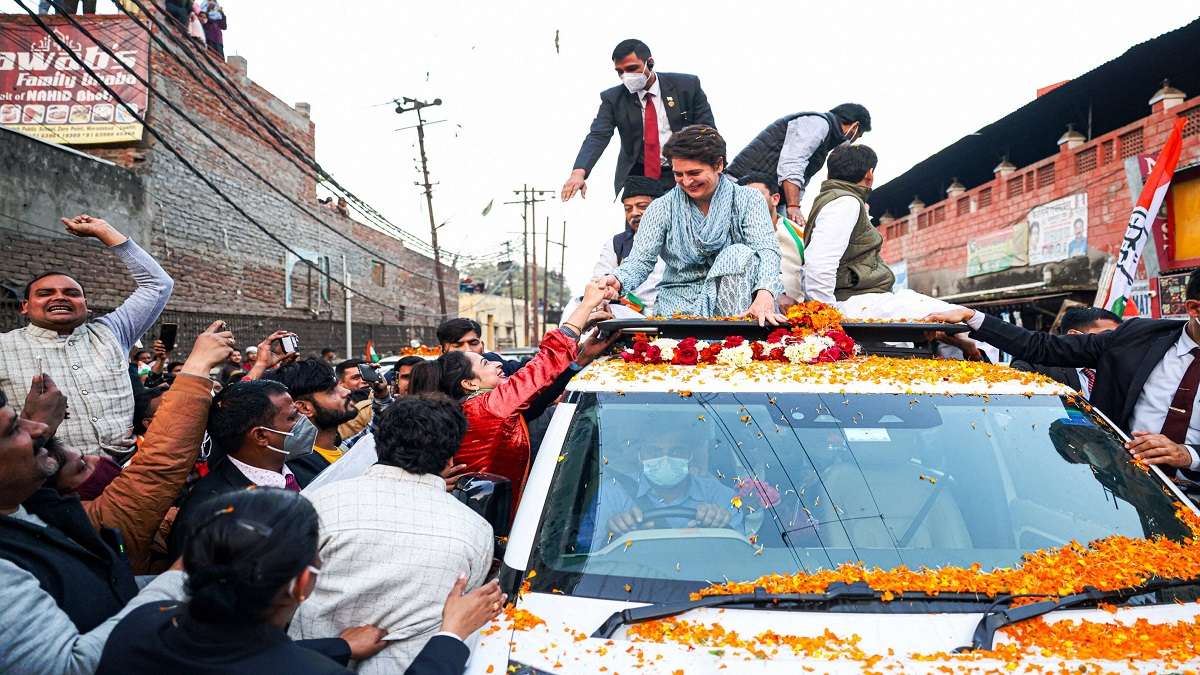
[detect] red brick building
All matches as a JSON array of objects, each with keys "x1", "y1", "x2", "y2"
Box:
[
  {"x1": 869, "y1": 18, "x2": 1200, "y2": 330},
  {"x1": 0, "y1": 14, "x2": 454, "y2": 356}
]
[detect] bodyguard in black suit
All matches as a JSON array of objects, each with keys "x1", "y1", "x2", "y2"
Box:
[
  {"x1": 562, "y1": 38, "x2": 715, "y2": 201},
  {"x1": 168, "y1": 379, "x2": 314, "y2": 559},
  {"x1": 927, "y1": 272, "x2": 1200, "y2": 477},
  {"x1": 1010, "y1": 306, "x2": 1123, "y2": 397}
]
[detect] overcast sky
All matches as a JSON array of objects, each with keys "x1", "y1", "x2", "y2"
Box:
[{"x1": 5, "y1": 1, "x2": 1198, "y2": 297}]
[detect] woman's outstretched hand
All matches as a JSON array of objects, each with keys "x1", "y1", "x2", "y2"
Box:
[{"x1": 747, "y1": 290, "x2": 787, "y2": 327}]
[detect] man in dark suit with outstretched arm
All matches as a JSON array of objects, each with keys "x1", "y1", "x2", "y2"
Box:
[
  {"x1": 925, "y1": 270, "x2": 1200, "y2": 479},
  {"x1": 562, "y1": 38, "x2": 715, "y2": 201}
]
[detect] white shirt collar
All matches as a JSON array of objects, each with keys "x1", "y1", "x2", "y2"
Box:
[
  {"x1": 1175, "y1": 325, "x2": 1200, "y2": 358},
  {"x1": 226, "y1": 454, "x2": 292, "y2": 489},
  {"x1": 637, "y1": 75, "x2": 662, "y2": 102}
]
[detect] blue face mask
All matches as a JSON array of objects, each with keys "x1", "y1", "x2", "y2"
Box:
[{"x1": 642, "y1": 456, "x2": 689, "y2": 487}]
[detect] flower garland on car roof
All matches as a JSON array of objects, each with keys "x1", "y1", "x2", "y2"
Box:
[{"x1": 620, "y1": 302, "x2": 857, "y2": 368}]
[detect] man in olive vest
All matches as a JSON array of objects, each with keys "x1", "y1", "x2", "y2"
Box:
[
  {"x1": 727, "y1": 103, "x2": 870, "y2": 227},
  {"x1": 801, "y1": 145, "x2": 894, "y2": 303}
]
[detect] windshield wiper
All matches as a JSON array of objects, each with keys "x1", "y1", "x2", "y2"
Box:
[
  {"x1": 592, "y1": 582, "x2": 997, "y2": 639},
  {"x1": 960, "y1": 577, "x2": 1200, "y2": 651}
]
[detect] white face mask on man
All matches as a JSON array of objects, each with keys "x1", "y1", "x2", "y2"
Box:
[{"x1": 621, "y1": 67, "x2": 649, "y2": 94}]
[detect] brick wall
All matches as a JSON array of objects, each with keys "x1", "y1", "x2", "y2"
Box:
[
  {"x1": 879, "y1": 97, "x2": 1200, "y2": 301},
  {"x1": 0, "y1": 15, "x2": 454, "y2": 357}
]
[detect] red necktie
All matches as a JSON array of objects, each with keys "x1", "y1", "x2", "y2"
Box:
[
  {"x1": 643, "y1": 93, "x2": 661, "y2": 180},
  {"x1": 283, "y1": 472, "x2": 301, "y2": 492},
  {"x1": 1080, "y1": 368, "x2": 1096, "y2": 396},
  {"x1": 1159, "y1": 347, "x2": 1200, "y2": 445}
]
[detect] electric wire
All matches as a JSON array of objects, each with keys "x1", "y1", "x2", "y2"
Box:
[
  {"x1": 119, "y1": 0, "x2": 470, "y2": 261},
  {"x1": 35, "y1": 0, "x2": 453, "y2": 301},
  {"x1": 13, "y1": 0, "x2": 444, "y2": 318}
]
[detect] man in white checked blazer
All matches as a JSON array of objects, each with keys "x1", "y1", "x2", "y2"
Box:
[{"x1": 289, "y1": 393, "x2": 493, "y2": 674}]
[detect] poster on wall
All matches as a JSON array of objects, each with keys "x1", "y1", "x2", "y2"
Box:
[
  {"x1": 1027, "y1": 192, "x2": 1088, "y2": 265},
  {"x1": 966, "y1": 224, "x2": 1029, "y2": 277},
  {"x1": 0, "y1": 16, "x2": 149, "y2": 145},
  {"x1": 1158, "y1": 272, "x2": 1191, "y2": 318}
]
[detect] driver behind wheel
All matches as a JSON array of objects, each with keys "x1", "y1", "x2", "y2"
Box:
[{"x1": 592, "y1": 428, "x2": 745, "y2": 548}]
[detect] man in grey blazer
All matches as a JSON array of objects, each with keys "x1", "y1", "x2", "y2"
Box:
[{"x1": 562, "y1": 38, "x2": 716, "y2": 201}]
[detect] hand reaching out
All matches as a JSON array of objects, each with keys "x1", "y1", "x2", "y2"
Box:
[
  {"x1": 441, "y1": 575, "x2": 506, "y2": 640},
  {"x1": 339, "y1": 625, "x2": 387, "y2": 661}
]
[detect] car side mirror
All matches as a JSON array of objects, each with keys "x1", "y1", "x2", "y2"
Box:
[{"x1": 451, "y1": 472, "x2": 512, "y2": 538}]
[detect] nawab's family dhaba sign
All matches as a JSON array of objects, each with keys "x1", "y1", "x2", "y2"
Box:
[{"x1": 0, "y1": 16, "x2": 149, "y2": 145}]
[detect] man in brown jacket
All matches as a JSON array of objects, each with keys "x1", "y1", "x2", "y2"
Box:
[{"x1": 21, "y1": 321, "x2": 235, "y2": 572}]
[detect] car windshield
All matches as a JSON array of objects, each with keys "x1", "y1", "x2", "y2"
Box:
[{"x1": 528, "y1": 391, "x2": 1193, "y2": 603}]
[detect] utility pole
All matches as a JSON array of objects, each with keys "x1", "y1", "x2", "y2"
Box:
[
  {"x1": 393, "y1": 96, "x2": 447, "y2": 316},
  {"x1": 503, "y1": 240, "x2": 517, "y2": 348},
  {"x1": 504, "y1": 185, "x2": 553, "y2": 344},
  {"x1": 542, "y1": 216, "x2": 550, "y2": 331},
  {"x1": 531, "y1": 215, "x2": 539, "y2": 339},
  {"x1": 549, "y1": 220, "x2": 567, "y2": 316}
]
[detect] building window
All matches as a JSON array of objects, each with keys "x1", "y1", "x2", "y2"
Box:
[
  {"x1": 932, "y1": 205, "x2": 946, "y2": 225},
  {"x1": 1119, "y1": 127, "x2": 1144, "y2": 158},
  {"x1": 1075, "y1": 147, "x2": 1097, "y2": 174},
  {"x1": 1101, "y1": 139, "x2": 1115, "y2": 164},
  {"x1": 1007, "y1": 175, "x2": 1024, "y2": 199},
  {"x1": 956, "y1": 197, "x2": 971, "y2": 216},
  {"x1": 978, "y1": 187, "x2": 992, "y2": 208},
  {"x1": 1036, "y1": 164, "x2": 1056, "y2": 189},
  {"x1": 1183, "y1": 107, "x2": 1200, "y2": 138},
  {"x1": 371, "y1": 260, "x2": 386, "y2": 287}
]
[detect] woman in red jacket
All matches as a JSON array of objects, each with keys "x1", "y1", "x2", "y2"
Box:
[{"x1": 412, "y1": 281, "x2": 614, "y2": 508}]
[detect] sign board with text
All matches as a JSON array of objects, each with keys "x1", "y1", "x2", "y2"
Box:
[
  {"x1": 0, "y1": 16, "x2": 148, "y2": 145},
  {"x1": 966, "y1": 224, "x2": 1029, "y2": 277},
  {"x1": 1027, "y1": 192, "x2": 1088, "y2": 265}
]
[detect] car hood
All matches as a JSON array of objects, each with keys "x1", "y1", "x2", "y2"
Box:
[{"x1": 466, "y1": 591, "x2": 1200, "y2": 673}]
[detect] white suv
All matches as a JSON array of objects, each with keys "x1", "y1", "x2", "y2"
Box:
[{"x1": 465, "y1": 319, "x2": 1200, "y2": 674}]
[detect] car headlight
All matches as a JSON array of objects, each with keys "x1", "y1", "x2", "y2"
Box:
[{"x1": 506, "y1": 660, "x2": 559, "y2": 675}]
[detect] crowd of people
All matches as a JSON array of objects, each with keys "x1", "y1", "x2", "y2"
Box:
[
  {"x1": 4, "y1": 33, "x2": 1200, "y2": 675},
  {"x1": 38, "y1": 1, "x2": 229, "y2": 58},
  {"x1": 0, "y1": 214, "x2": 622, "y2": 673}
]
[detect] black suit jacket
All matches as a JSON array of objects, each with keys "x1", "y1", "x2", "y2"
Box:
[
  {"x1": 972, "y1": 314, "x2": 1187, "y2": 432},
  {"x1": 98, "y1": 602, "x2": 471, "y2": 675},
  {"x1": 1010, "y1": 360, "x2": 1082, "y2": 392},
  {"x1": 572, "y1": 72, "x2": 715, "y2": 196}
]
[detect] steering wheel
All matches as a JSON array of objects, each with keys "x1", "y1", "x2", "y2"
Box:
[{"x1": 635, "y1": 506, "x2": 739, "y2": 531}]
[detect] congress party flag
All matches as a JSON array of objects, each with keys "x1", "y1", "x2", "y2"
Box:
[{"x1": 1096, "y1": 118, "x2": 1186, "y2": 317}]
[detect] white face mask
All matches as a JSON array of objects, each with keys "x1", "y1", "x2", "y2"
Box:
[{"x1": 622, "y1": 70, "x2": 649, "y2": 94}]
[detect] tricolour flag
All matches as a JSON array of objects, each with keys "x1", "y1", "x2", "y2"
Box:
[
  {"x1": 1096, "y1": 118, "x2": 1186, "y2": 317},
  {"x1": 363, "y1": 340, "x2": 380, "y2": 363}
]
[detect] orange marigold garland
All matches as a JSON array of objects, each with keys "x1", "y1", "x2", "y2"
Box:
[{"x1": 693, "y1": 506, "x2": 1200, "y2": 601}]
